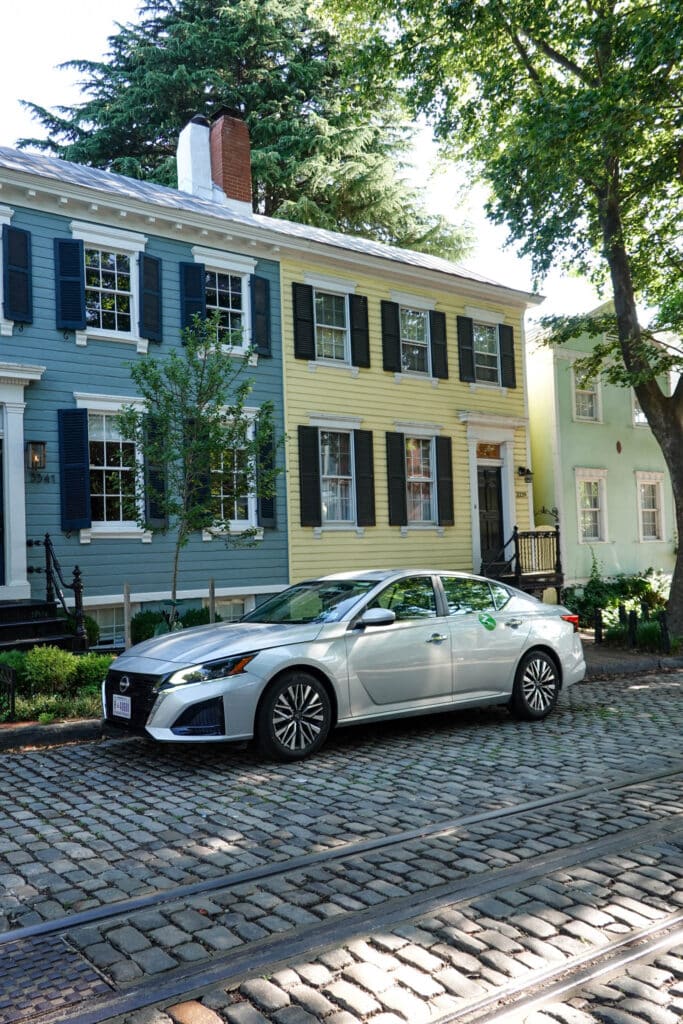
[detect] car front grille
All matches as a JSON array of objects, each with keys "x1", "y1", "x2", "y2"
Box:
[{"x1": 104, "y1": 669, "x2": 161, "y2": 731}]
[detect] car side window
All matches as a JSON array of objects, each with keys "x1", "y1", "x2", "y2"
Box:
[
  {"x1": 370, "y1": 576, "x2": 437, "y2": 620},
  {"x1": 440, "y1": 577, "x2": 494, "y2": 614},
  {"x1": 489, "y1": 583, "x2": 511, "y2": 611}
]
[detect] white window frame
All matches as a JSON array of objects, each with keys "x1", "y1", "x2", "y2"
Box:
[
  {"x1": 572, "y1": 368, "x2": 602, "y2": 422},
  {"x1": 405, "y1": 434, "x2": 436, "y2": 525},
  {"x1": 575, "y1": 467, "x2": 608, "y2": 544},
  {"x1": 473, "y1": 321, "x2": 501, "y2": 386},
  {"x1": 632, "y1": 392, "x2": 648, "y2": 427},
  {"x1": 202, "y1": 408, "x2": 262, "y2": 541},
  {"x1": 313, "y1": 290, "x2": 351, "y2": 365},
  {"x1": 319, "y1": 428, "x2": 356, "y2": 525},
  {"x1": 74, "y1": 392, "x2": 150, "y2": 544},
  {"x1": 192, "y1": 246, "x2": 255, "y2": 357},
  {"x1": 70, "y1": 222, "x2": 147, "y2": 352},
  {"x1": 0, "y1": 205, "x2": 15, "y2": 336},
  {"x1": 635, "y1": 471, "x2": 665, "y2": 542}
]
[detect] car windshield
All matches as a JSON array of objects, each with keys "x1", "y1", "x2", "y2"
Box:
[{"x1": 241, "y1": 580, "x2": 377, "y2": 625}]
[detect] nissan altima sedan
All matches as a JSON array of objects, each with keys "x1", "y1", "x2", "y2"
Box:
[{"x1": 102, "y1": 569, "x2": 585, "y2": 761}]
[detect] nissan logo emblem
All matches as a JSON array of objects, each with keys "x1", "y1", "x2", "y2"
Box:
[{"x1": 119, "y1": 676, "x2": 131, "y2": 694}]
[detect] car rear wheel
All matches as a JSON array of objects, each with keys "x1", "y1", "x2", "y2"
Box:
[
  {"x1": 510, "y1": 649, "x2": 560, "y2": 721},
  {"x1": 257, "y1": 671, "x2": 332, "y2": 761}
]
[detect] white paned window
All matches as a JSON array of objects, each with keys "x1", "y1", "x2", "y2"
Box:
[
  {"x1": 576, "y1": 469, "x2": 608, "y2": 542},
  {"x1": 400, "y1": 307, "x2": 430, "y2": 374},
  {"x1": 636, "y1": 472, "x2": 664, "y2": 541},
  {"x1": 211, "y1": 447, "x2": 253, "y2": 526},
  {"x1": 573, "y1": 372, "x2": 600, "y2": 421},
  {"x1": 315, "y1": 291, "x2": 349, "y2": 363},
  {"x1": 473, "y1": 322, "x2": 500, "y2": 384},
  {"x1": 205, "y1": 269, "x2": 244, "y2": 347},
  {"x1": 405, "y1": 436, "x2": 435, "y2": 523},
  {"x1": 88, "y1": 412, "x2": 137, "y2": 527},
  {"x1": 91, "y1": 606, "x2": 126, "y2": 648},
  {"x1": 212, "y1": 597, "x2": 247, "y2": 622},
  {"x1": 320, "y1": 429, "x2": 355, "y2": 522},
  {"x1": 85, "y1": 248, "x2": 132, "y2": 333},
  {"x1": 633, "y1": 394, "x2": 648, "y2": 426}
]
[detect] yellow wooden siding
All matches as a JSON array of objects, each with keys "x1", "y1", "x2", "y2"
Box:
[{"x1": 280, "y1": 256, "x2": 532, "y2": 583}]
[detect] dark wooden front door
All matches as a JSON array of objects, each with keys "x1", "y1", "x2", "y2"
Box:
[{"x1": 478, "y1": 466, "x2": 504, "y2": 565}]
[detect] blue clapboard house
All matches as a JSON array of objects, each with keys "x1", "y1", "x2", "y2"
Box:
[{"x1": 0, "y1": 113, "x2": 287, "y2": 648}]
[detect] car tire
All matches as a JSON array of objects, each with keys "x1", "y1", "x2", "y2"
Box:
[
  {"x1": 257, "y1": 671, "x2": 332, "y2": 761},
  {"x1": 510, "y1": 649, "x2": 560, "y2": 721}
]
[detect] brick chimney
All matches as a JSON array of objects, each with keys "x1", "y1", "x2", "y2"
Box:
[{"x1": 209, "y1": 109, "x2": 253, "y2": 212}]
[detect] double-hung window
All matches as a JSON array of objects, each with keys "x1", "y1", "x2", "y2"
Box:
[
  {"x1": 88, "y1": 412, "x2": 137, "y2": 527},
  {"x1": 636, "y1": 471, "x2": 664, "y2": 541},
  {"x1": 633, "y1": 393, "x2": 648, "y2": 426},
  {"x1": 457, "y1": 312, "x2": 516, "y2": 388},
  {"x1": 209, "y1": 423, "x2": 256, "y2": 531},
  {"x1": 298, "y1": 422, "x2": 375, "y2": 529},
  {"x1": 405, "y1": 437, "x2": 435, "y2": 523},
  {"x1": 380, "y1": 295, "x2": 447, "y2": 379},
  {"x1": 55, "y1": 223, "x2": 155, "y2": 352},
  {"x1": 573, "y1": 371, "x2": 601, "y2": 421},
  {"x1": 400, "y1": 307, "x2": 430, "y2": 374},
  {"x1": 315, "y1": 292, "x2": 349, "y2": 363},
  {"x1": 293, "y1": 279, "x2": 370, "y2": 369},
  {"x1": 575, "y1": 468, "x2": 608, "y2": 543}
]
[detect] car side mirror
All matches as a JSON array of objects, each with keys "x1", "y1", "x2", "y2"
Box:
[{"x1": 358, "y1": 607, "x2": 396, "y2": 627}]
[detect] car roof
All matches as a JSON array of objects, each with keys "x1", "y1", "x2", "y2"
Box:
[{"x1": 317, "y1": 569, "x2": 495, "y2": 584}]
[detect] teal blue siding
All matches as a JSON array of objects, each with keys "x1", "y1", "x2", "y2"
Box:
[{"x1": 7, "y1": 205, "x2": 288, "y2": 604}]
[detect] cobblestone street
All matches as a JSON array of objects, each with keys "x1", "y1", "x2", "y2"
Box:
[{"x1": 2, "y1": 670, "x2": 683, "y2": 1024}]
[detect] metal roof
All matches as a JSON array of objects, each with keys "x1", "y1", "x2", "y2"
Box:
[{"x1": 0, "y1": 146, "x2": 537, "y2": 300}]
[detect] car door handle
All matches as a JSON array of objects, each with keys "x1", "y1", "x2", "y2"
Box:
[
  {"x1": 505, "y1": 619, "x2": 524, "y2": 629},
  {"x1": 426, "y1": 633, "x2": 448, "y2": 643}
]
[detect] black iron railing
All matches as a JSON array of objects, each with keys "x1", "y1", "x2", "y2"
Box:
[
  {"x1": 27, "y1": 533, "x2": 87, "y2": 651},
  {"x1": 482, "y1": 524, "x2": 563, "y2": 597}
]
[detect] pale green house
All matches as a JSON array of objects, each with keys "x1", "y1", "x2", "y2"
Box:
[{"x1": 527, "y1": 310, "x2": 676, "y2": 586}]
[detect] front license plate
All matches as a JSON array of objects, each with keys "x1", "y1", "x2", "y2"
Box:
[{"x1": 112, "y1": 694, "x2": 131, "y2": 719}]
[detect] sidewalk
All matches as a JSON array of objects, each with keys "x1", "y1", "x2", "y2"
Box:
[{"x1": 1, "y1": 640, "x2": 682, "y2": 753}]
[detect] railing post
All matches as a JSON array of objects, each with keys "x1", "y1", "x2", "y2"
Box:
[
  {"x1": 554, "y1": 523, "x2": 563, "y2": 576},
  {"x1": 594, "y1": 607, "x2": 603, "y2": 645},
  {"x1": 72, "y1": 566, "x2": 88, "y2": 652},
  {"x1": 44, "y1": 532, "x2": 55, "y2": 605},
  {"x1": 659, "y1": 610, "x2": 671, "y2": 655},
  {"x1": 627, "y1": 609, "x2": 638, "y2": 647},
  {"x1": 512, "y1": 526, "x2": 521, "y2": 583}
]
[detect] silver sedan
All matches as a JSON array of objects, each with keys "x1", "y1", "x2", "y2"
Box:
[{"x1": 102, "y1": 569, "x2": 585, "y2": 761}]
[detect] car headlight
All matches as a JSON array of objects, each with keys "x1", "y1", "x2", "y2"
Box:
[{"x1": 163, "y1": 653, "x2": 257, "y2": 688}]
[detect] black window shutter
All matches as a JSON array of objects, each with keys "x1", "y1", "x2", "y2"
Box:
[
  {"x1": 354, "y1": 430, "x2": 375, "y2": 527},
  {"x1": 292, "y1": 283, "x2": 315, "y2": 360},
  {"x1": 139, "y1": 254, "x2": 163, "y2": 342},
  {"x1": 58, "y1": 408, "x2": 91, "y2": 531},
  {"x1": 349, "y1": 294, "x2": 370, "y2": 368},
  {"x1": 499, "y1": 324, "x2": 516, "y2": 388},
  {"x1": 381, "y1": 300, "x2": 401, "y2": 372},
  {"x1": 144, "y1": 415, "x2": 168, "y2": 529},
  {"x1": 457, "y1": 315, "x2": 475, "y2": 382},
  {"x1": 435, "y1": 435, "x2": 454, "y2": 527},
  {"x1": 180, "y1": 262, "x2": 206, "y2": 331},
  {"x1": 429, "y1": 310, "x2": 448, "y2": 379},
  {"x1": 257, "y1": 425, "x2": 277, "y2": 528},
  {"x1": 251, "y1": 275, "x2": 271, "y2": 356},
  {"x1": 2, "y1": 225, "x2": 32, "y2": 323},
  {"x1": 298, "y1": 425, "x2": 321, "y2": 527},
  {"x1": 386, "y1": 432, "x2": 407, "y2": 526},
  {"x1": 54, "y1": 239, "x2": 86, "y2": 331}
]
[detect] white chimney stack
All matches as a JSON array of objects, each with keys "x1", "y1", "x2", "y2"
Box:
[{"x1": 177, "y1": 115, "x2": 214, "y2": 201}]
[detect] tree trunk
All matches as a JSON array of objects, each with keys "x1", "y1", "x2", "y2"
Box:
[{"x1": 600, "y1": 188, "x2": 683, "y2": 636}]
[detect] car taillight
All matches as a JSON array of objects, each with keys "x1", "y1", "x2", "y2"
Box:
[{"x1": 561, "y1": 614, "x2": 580, "y2": 633}]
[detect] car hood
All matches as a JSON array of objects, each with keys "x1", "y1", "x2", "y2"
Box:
[{"x1": 112, "y1": 621, "x2": 326, "y2": 674}]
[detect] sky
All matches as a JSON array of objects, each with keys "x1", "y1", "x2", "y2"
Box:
[{"x1": 0, "y1": 1, "x2": 602, "y2": 321}]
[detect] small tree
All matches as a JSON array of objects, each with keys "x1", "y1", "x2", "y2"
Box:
[{"x1": 117, "y1": 312, "x2": 278, "y2": 622}]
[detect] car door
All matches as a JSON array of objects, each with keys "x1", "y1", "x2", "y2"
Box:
[
  {"x1": 439, "y1": 576, "x2": 531, "y2": 699},
  {"x1": 345, "y1": 574, "x2": 453, "y2": 714}
]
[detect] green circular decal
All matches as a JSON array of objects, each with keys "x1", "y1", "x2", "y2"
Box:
[{"x1": 478, "y1": 612, "x2": 496, "y2": 631}]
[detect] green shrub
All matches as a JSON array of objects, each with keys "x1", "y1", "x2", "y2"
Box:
[
  {"x1": 23, "y1": 645, "x2": 79, "y2": 696},
  {"x1": 74, "y1": 652, "x2": 115, "y2": 688},
  {"x1": 14, "y1": 688, "x2": 102, "y2": 722},
  {"x1": 180, "y1": 607, "x2": 222, "y2": 629},
  {"x1": 59, "y1": 612, "x2": 101, "y2": 648},
  {"x1": 563, "y1": 554, "x2": 669, "y2": 629},
  {"x1": 130, "y1": 609, "x2": 165, "y2": 645}
]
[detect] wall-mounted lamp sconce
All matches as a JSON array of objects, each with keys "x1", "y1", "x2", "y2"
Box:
[
  {"x1": 517, "y1": 466, "x2": 533, "y2": 484},
  {"x1": 26, "y1": 441, "x2": 47, "y2": 471}
]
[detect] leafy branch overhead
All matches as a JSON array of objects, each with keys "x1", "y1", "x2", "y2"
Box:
[{"x1": 19, "y1": 0, "x2": 471, "y2": 259}]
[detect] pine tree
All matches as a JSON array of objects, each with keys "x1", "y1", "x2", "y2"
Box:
[{"x1": 20, "y1": 0, "x2": 470, "y2": 258}]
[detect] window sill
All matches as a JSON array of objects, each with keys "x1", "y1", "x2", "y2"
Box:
[
  {"x1": 469, "y1": 381, "x2": 507, "y2": 394},
  {"x1": 307, "y1": 360, "x2": 359, "y2": 378},
  {"x1": 400, "y1": 524, "x2": 446, "y2": 537},
  {"x1": 313, "y1": 525, "x2": 365, "y2": 538},
  {"x1": 393, "y1": 372, "x2": 440, "y2": 388},
  {"x1": 0, "y1": 317, "x2": 14, "y2": 336},
  {"x1": 573, "y1": 417, "x2": 603, "y2": 425},
  {"x1": 75, "y1": 330, "x2": 148, "y2": 354},
  {"x1": 80, "y1": 526, "x2": 152, "y2": 544},
  {"x1": 202, "y1": 526, "x2": 264, "y2": 542}
]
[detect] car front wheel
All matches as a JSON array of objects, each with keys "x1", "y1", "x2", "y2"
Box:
[
  {"x1": 257, "y1": 671, "x2": 332, "y2": 761},
  {"x1": 510, "y1": 649, "x2": 560, "y2": 721}
]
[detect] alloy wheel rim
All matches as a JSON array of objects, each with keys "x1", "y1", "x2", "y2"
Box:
[
  {"x1": 272, "y1": 682, "x2": 326, "y2": 751},
  {"x1": 521, "y1": 657, "x2": 557, "y2": 712}
]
